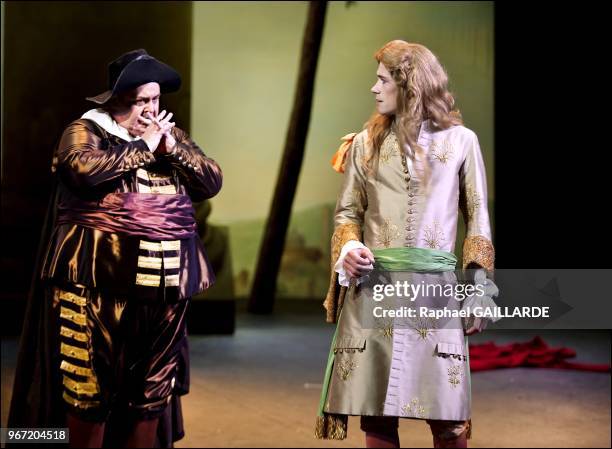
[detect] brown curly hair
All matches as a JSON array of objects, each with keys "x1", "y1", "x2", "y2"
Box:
[{"x1": 365, "y1": 40, "x2": 463, "y2": 184}]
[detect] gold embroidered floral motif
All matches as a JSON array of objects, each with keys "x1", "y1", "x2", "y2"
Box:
[
  {"x1": 351, "y1": 188, "x2": 365, "y2": 216},
  {"x1": 424, "y1": 220, "x2": 445, "y2": 249},
  {"x1": 360, "y1": 153, "x2": 371, "y2": 172},
  {"x1": 374, "y1": 317, "x2": 394, "y2": 339},
  {"x1": 461, "y1": 183, "x2": 481, "y2": 220},
  {"x1": 447, "y1": 365, "x2": 464, "y2": 388},
  {"x1": 376, "y1": 219, "x2": 400, "y2": 248},
  {"x1": 407, "y1": 316, "x2": 437, "y2": 339},
  {"x1": 401, "y1": 398, "x2": 426, "y2": 418},
  {"x1": 379, "y1": 139, "x2": 399, "y2": 164},
  {"x1": 336, "y1": 358, "x2": 358, "y2": 381},
  {"x1": 380, "y1": 327, "x2": 393, "y2": 339},
  {"x1": 430, "y1": 139, "x2": 454, "y2": 164}
]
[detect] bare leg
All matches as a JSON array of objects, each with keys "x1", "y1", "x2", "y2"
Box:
[
  {"x1": 67, "y1": 412, "x2": 105, "y2": 448},
  {"x1": 124, "y1": 417, "x2": 160, "y2": 448}
]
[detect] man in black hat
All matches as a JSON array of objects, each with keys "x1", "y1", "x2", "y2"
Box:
[{"x1": 7, "y1": 49, "x2": 222, "y2": 448}]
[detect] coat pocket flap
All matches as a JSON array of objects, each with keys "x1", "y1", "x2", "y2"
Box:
[
  {"x1": 334, "y1": 337, "x2": 367, "y2": 353},
  {"x1": 436, "y1": 342, "x2": 466, "y2": 358}
]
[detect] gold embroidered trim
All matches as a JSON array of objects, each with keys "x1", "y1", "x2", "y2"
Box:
[
  {"x1": 59, "y1": 306, "x2": 87, "y2": 326},
  {"x1": 63, "y1": 375, "x2": 100, "y2": 396},
  {"x1": 136, "y1": 273, "x2": 161, "y2": 287},
  {"x1": 324, "y1": 223, "x2": 362, "y2": 323},
  {"x1": 137, "y1": 182, "x2": 152, "y2": 193},
  {"x1": 137, "y1": 256, "x2": 180, "y2": 271},
  {"x1": 148, "y1": 171, "x2": 172, "y2": 180},
  {"x1": 60, "y1": 326, "x2": 88, "y2": 343},
  {"x1": 58, "y1": 291, "x2": 87, "y2": 307},
  {"x1": 462, "y1": 235, "x2": 495, "y2": 272},
  {"x1": 333, "y1": 337, "x2": 366, "y2": 354},
  {"x1": 163, "y1": 256, "x2": 180, "y2": 269},
  {"x1": 165, "y1": 274, "x2": 180, "y2": 287},
  {"x1": 137, "y1": 256, "x2": 163, "y2": 269},
  {"x1": 60, "y1": 360, "x2": 94, "y2": 378},
  {"x1": 139, "y1": 240, "x2": 163, "y2": 251},
  {"x1": 161, "y1": 240, "x2": 180, "y2": 251},
  {"x1": 137, "y1": 169, "x2": 176, "y2": 194},
  {"x1": 139, "y1": 239, "x2": 180, "y2": 252},
  {"x1": 150, "y1": 184, "x2": 177, "y2": 194},
  {"x1": 62, "y1": 391, "x2": 99, "y2": 409},
  {"x1": 61, "y1": 342, "x2": 89, "y2": 361},
  {"x1": 330, "y1": 223, "x2": 361, "y2": 267}
]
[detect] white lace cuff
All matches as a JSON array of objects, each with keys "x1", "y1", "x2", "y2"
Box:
[{"x1": 461, "y1": 269, "x2": 501, "y2": 323}]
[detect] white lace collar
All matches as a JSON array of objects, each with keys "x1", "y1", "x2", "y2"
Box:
[{"x1": 81, "y1": 108, "x2": 140, "y2": 142}]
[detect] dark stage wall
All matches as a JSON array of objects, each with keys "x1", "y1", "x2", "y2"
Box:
[{"x1": 1, "y1": 1, "x2": 195, "y2": 333}]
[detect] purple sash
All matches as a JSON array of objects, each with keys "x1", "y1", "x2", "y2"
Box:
[{"x1": 57, "y1": 192, "x2": 197, "y2": 240}]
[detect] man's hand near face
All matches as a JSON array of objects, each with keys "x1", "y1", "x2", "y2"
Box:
[{"x1": 138, "y1": 110, "x2": 175, "y2": 153}]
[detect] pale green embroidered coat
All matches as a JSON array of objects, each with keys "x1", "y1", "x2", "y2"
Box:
[{"x1": 318, "y1": 120, "x2": 494, "y2": 439}]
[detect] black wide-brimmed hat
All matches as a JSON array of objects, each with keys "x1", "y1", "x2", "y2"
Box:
[{"x1": 86, "y1": 49, "x2": 181, "y2": 104}]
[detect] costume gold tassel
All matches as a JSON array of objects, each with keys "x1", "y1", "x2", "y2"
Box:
[{"x1": 315, "y1": 413, "x2": 348, "y2": 440}]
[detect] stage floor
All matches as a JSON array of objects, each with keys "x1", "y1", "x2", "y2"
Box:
[{"x1": 2, "y1": 306, "x2": 610, "y2": 447}]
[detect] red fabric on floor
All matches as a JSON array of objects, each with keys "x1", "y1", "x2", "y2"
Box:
[{"x1": 468, "y1": 336, "x2": 611, "y2": 372}]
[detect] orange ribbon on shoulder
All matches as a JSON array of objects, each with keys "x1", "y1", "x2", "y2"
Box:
[{"x1": 330, "y1": 132, "x2": 357, "y2": 173}]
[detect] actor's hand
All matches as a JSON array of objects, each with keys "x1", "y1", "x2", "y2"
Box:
[
  {"x1": 162, "y1": 129, "x2": 177, "y2": 154},
  {"x1": 343, "y1": 247, "x2": 375, "y2": 280},
  {"x1": 464, "y1": 316, "x2": 488, "y2": 335},
  {"x1": 139, "y1": 110, "x2": 175, "y2": 152}
]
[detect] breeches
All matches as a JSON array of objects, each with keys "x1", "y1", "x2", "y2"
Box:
[
  {"x1": 52, "y1": 282, "x2": 189, "y2": 422},
  {"x1": 360, "y1": 415, "x2": 470, "y2": 440}
]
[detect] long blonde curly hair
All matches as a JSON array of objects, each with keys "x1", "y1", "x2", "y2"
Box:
[{"x1": 365, "y1": 40, "x2": 463, "y2": 184}]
